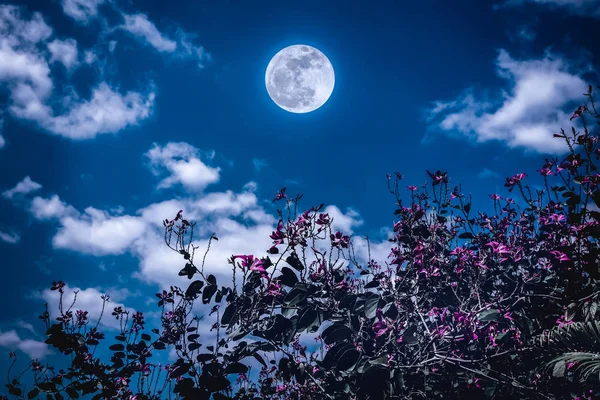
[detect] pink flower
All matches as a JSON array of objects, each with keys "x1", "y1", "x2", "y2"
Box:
[{"x1": 570, "y1": 105, "x2": 585, "y2": 120}]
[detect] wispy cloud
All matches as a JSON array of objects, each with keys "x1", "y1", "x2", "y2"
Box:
[
  {"x1": 118, "y1": 13, "x2": 210, "y2": 68},
  {"x1": 121, "y1": 13, "x2": 177, "y2": 53},
  {"x1": 0, "y1": 330, "x2": 51, "y2": 359},
  {"x1": 0, "y1": 230, "x2": 19, "y2": 244},
  {"x1": 252, "y1": 158, "x2": 268, "y2": 172},
  {"x1": 61, "y1": 0, "x2": 105, "y2": 23},
  {"x1": 426, "y1": 49, "x2": 588, "y2": 154},
  {"x1": 2, "y1": 176, "x2": 42, "y2": 199}
]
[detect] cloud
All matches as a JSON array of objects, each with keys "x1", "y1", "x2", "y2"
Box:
[
  {"x1": 0, "y1": 5, "x2": 52, "y2": 44},
  {"x1": 504, "y1": 0, "x2": 600, "y2": 17},
  {"x1": 36, "y1": 83, "x2": 155, "y2": 139},
  {"x1": 0, "y1": 6, "x2": 155, "y2": 140},
  {"x1": 61, "y1": 0, "x2": 105, "y2": 23},
  {"x1": 252, "y1": 158, "x2": 268, "y2": 172},
  {"x1": 0, "y1": 230, "x2": 19, "y2": 244},
  {"x1": 0, "y1": 134, "x2": 4, "y2": 149},
  {"x1": 119, "y1": 13, "x2": 210, "y2": 68},
  {"x1": 30, "y1": 195, "x2": 79, "y2": 220},
  {"x1": 37, "y1": 284, "x2": 134, "y2": 331},
  {"x1": 53, "y1": 208, "x2": 147, "y2": 256},
  {"x1": 2, "y1": 176, "x2": 42, "y2": 199},
  {"x1": 0, "y1": 330, "x2": 51, "y2": 359},
  {"x1": 48, "y1": 38, "x2": 78, "y2": 69},
  {"x1": 146, "y1": 142, "x2": 221, "y2": 192},
  {"x1": 426, "y1": 50, "x2": 589, "y2": 154},
  {"x1": 176, "y1": 29, "x2": 211, "y2": 68},
  {"x1": 83, "y1": 50, "x2": 96, "y2": 64},
  {"x1": 121, "y1": 13, "x2": 177, "y2": 53}
]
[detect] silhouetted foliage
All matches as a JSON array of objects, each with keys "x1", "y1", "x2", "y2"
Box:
[{"x1": 3, "y1": 85, "x2": 600, "y2": 399}]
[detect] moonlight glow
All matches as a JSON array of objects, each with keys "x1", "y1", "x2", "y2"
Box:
[{"x1": 265, "y1": 45, "x2": 335, "y2": 113}]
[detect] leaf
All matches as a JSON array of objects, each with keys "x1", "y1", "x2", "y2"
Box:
[
  {"x1": 402, "y1": 325, "x2": 419, "y2": 345},
  {"x1": 225, "y1": 362, "x2": 248, "y2": 374},
  {"x1": 458, "y1": 232, "x2": 474, "y2": 239},
  {"x1": 297, "y1": 306, "x2": 318, "y2": 332},
  {"x1": 188, "y1": 343, "x2": 201, "y2": 351},
  {"x1": 278, "y1": 266, "x2": 299, "y2": 287},
  {"x1": 185, "y1": 280, "x2": 204, "y2": 299},
  {"x1": 253, "y1": 352, "x2": 267, "y2": 367},
  {"x1": 141, "y1": 333, "x2": 151, "y2": 341},
  {"x1": 207, "y1": 274, "x2": 217, "y2": 286},
  {"x1": 364, "y1": 294, "x2": 380, "y2": 319},
  {"x1": 109, "y1": 344, "x2": 125, "y2": 351},
  {"x1": 364, "y1": 280, "x2": 380, "y2": 289},
  {"x1": 322, "y1": 323, "x2": 353, "y2": 345},
  {"x1": 552, "y1": 360, "x2": 566, "y2": 377},
  {"x1": 477, "y1": 309, "x2": 501, "y2": 322},
  {"x1": 65, "y1": 387, "x2": 79, "y2": 399},
  {"x1": 593, "y1": 191, "x2": 600, "y2": 209},
  {"x1": 197, "y1": 353, "x2": 214, "y2": 363},
  {"x1": 286, "y1": 252, "x2": 304, "y2": 271},
  {"x1": 221, "y1": 303, "x2": 237, "y2": 326},
  {"x1": 284, "y1": 284, "x2": 307, "y2": 307},
  {"x1": 202, "y1": 284, "x2": 218, "y2": 304}
]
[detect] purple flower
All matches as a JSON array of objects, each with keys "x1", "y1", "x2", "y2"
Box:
[
  {"x1": 569, "y1": 105, "x2": 585, "y2": 120},
  {"x1": 272, "y1": 187, "x2": 287, "y2": 202}
]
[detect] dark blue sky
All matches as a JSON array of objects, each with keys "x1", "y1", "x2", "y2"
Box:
[{"x1": 0, "y1": 0, "x2": 598, "y2": 391}]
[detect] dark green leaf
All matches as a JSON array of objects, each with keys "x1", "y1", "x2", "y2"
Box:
[
  {"x1": 364, "y1": 294, "x2": 380, "y2": 319},
  {"x1": 477, "y1": 309, "x2": 501, "y2": 322},
  {"x1": 185, "y1": 280, "x2": 204, "y2": 299},
  {"x1": 322, "y1": 323, "x2": 353, "y2": 345},
  {"x1": 278, "y1": 267, "x2": 299, "y2": 287}
]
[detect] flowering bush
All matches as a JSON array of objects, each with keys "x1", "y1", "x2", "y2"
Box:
[{"x1": 3, "y1": 85, "x2": 600, "y2": 399}]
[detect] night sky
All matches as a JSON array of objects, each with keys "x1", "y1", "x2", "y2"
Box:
[{"x1": 0, "y1": 0, "x2": 599, "y2": 390}]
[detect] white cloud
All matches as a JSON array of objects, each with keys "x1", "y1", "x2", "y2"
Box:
[
  {"x1": 323, "y1": 205, "x2": 364, "y2": 235},
  {"x1": 108, "y1": 40, "x2": 116, "y2": 52},
  {"x1": 146, "y1": 142, "x2": 221, "y2": 192},
  {"x1": 61, "y1": 0, "x2": 105, "y2": 23},
  {"x1": 3, "y1": 176, "x2": 42, "y2": 199},
  {"x1": 0, "y1": 330, "x2": 51, "y2": 359},
  {"x1": 504, "y1": 0, "x2": 600, "y2": 17},
  {"x1": 0, "y1": 134, "x2": 4, "y2": 149},
  {"x1": 48, "y1": 38, "x2": 78, "y2": 69},
  {"x1": 37, "y1": 284, "x2": 134, "y2": 331},
  {"x1": 53, "y1": 208, "x2": 147, "y2": 256},
  {"x1": 39, "y1": 83, "x2": 156, "y2": 139},
  {"x1": 121, "y1": 13, "x2": 177, "y2": 53},
  {"x1": 0, "y1": 6, "x2": 155, "y2": 140},
  {"x1": 0, "y1": 230, "x2": 19, "y2": 244},
  {"x1": 119, "y1": 14, "x2": 210, "y2": 68},
  {"x1": 30, "y1": 195, "x2": 79, "y2": 220},
  {"x1": 83, "y1": 50, "x2": 96, "y2": 64},
  {"x1": 0, "y1": 5, "x2": 52, "y2": 44},
  {"x1": 427, "y1": 50, "x2": 588, "y2": 154}
]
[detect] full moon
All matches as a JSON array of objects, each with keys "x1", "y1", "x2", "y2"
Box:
[{"x1": 265, "y1": 45, "x2": 335, "y2": 113}]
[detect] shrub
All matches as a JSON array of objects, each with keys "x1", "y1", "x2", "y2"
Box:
[{"x1": 3, "y1": 85, "x2": 600, "y2": 400}]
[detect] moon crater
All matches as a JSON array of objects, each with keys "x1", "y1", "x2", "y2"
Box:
[{"x1": 265, "y1": 45, "x2": 335, "y2": 113}]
